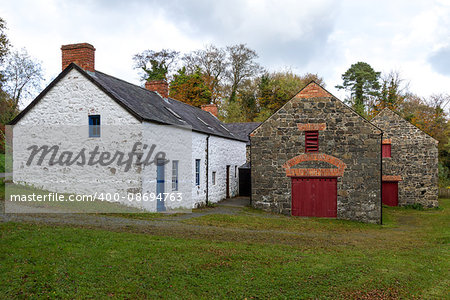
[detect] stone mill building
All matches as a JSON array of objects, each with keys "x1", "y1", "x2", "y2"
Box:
[
  {"x1": 371, "y1": 108, "x2": 439, "y2": 207},
  {"x1": 250, "y1": 82, "x2": 383, "y2": 224}
]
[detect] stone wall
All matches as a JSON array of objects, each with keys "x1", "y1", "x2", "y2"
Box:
[
  {"x1": 250, "y1": 83, "x2": 382, "y2": 224},
  {"x1": 371, "y1": 108, "x2": 439, "y2": 207}
]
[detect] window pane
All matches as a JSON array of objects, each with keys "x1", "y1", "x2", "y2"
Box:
[
  {"x1": 172, "y1": 160, "x2": 178, "y2": 191},
  {"x1": 195, "y1": 159, "x2": 200, "y2": 186},
  {"x1": 89, "y1": 115, "x2": 101, "y2": 137}
]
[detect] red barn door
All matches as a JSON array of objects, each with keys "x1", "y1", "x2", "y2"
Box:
[
  {"x1": 382, "y1": 181, "x2": 398, "y2": 206},
  {"x1": 291, "y1": 177, "x2": 337, "y2": 217}
]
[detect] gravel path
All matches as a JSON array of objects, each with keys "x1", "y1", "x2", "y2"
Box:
[
  {"x1": 1, "y1": 196, "x2": 390, "y2": 247},
  {"x1": 0, "y1": 197, "x2": 254, "y2": 231}
]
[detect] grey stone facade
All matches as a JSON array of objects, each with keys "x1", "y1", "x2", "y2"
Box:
[
  {"x1": 250, "y1": 82, "x2": 383, "y2": 224},
  {"x1": 371, "y1": 108, "x2": 439, "y2": 207}
]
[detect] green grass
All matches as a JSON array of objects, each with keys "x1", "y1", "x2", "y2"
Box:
[
  {"x1": 0, "y1": 178, "x2": 4, "y2": 200},
  {"x1": 1, "y1": 199, "x2": 449, "y2": 298},
  {"x1": 182, "y1": 210, "x2": 382, "y2": 232},
  {"x1": 0, "y1": 153, "x2": 4, "y2": 173}
]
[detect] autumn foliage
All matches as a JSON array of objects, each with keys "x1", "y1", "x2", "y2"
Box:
[{"x1": 169, "y1": 67, "x2": 212, "y2": 107}]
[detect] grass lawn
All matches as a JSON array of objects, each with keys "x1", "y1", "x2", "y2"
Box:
[
  {"x1": 0, "y1": 196, "x2": 449, "y2": 298},
  {"x1": 0, "y1": 153, "x2": 4, "y2": 173}
]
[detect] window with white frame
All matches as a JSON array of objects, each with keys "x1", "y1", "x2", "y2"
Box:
[
  {"x1": 195, "y1": 159, "x2": 200, "y2": 186},
  {"x1": 172, "y1": 160, "x2": 178, "y2": 191}
]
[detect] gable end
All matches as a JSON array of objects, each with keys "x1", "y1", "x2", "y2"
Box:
[{"x1": 9, "y1": 63, "x2": 143, "y2": 125}]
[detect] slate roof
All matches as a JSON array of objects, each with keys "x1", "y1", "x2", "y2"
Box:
[
  {"x1": 10, "y1": 63, "x2": 245, "y2": 142},
  {"x1": 224, "y1": 122, "x2": 261, "y2": 145}
]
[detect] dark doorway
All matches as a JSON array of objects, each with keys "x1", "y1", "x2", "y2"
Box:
[{"x1": 239, "y1": 168, "x2": 251, "y2": 196}]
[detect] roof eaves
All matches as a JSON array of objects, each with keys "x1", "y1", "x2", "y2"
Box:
[
  {"x1": 250, "y1": 80, "x2": 383, "y2": 136},
  {"x1": 9, "y1": 64, "x2": 75, "y2": 125},
  {"x1": 9, "y1": 63, "x2": 144, "y2": 125}
]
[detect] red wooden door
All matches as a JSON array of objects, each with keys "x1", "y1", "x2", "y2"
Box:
[
  {"x1": 382, "y1": 181, "x2": 398, "y2": 206},
  {"x1": 291, "y1": 177, "x2": 337, "y2": 217}
]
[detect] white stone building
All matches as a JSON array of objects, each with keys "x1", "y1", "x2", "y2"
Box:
[{"x1": 9, "y1": 43, "x2": 246, "y2": 212}]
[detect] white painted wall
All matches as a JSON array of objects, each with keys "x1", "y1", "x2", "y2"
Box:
[
  {"x1": 12, "y1": 68, "x2": 247, "y2": 212},
  {"x1": 12, "y1": 69, "x2": 142, "y2": 209},
  {"x1": 191, "y1": 131, "x2": 207, "y2": 206},
  {"x1": 208, "y1": 136, "x2": 246, "y2": 203},
  {"x1": 190, "y1": 132, "x2": 246, "y2": 206},
  {"x1": 141, "y1": 122, "x2": 193, "y2": 211}
]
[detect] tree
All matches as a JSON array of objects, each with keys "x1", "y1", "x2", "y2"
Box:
[
  {"x1": 133, "y1": 49, "x2": 179, "y2": 82},
  {"x1": 2, "y1": 48, "x2": 43, "y2": 108},
  {"x1": 398, "y1": 93, "x2": 450, "y2": 186},
  {"x1": 258, "y1": 71, "x2": 324, "y2": 114},
  {"x1": 226, "y1": 44, "x2": 262, "y2": 102},
  {"x1": 336, "y1": 62, "x2": 381, "y2": 116},
  {"x1": 236, "y1": 78, "x2": 258, "y2": 121},
  {"x1": 370, "y1": 71, "x2": 409, "y2": 117},
  {"x1": 169, "y1": 67, "x2": 211, "y2": 107},
  {"x1": 0, "y1": 90, "x2": 17, "y2": 124},
  {"x1": 0, "y1": 17, "x2": 11, "y2": 85},
  {"x1": 183, "y1": 45, "x2": 228, "y2": 103},
  {"x1": 0, "y1": 17, "x2": 10, "y2": 65}
]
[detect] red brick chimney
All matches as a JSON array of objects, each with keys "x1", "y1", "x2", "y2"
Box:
[
  {"x1": 145, "y1": 80, "x2": 169, "y2": 98},
  {"x1": 201, "y1": 104, "x2": 218, "y2": 117},
  {"x1": 61, "y1": 43, "x2": 95, "y2": 72}
]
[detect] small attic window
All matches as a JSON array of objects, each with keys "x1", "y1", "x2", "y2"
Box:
[
  {"x1": 165, "y1": 107, "x2": 182, "y2": 119},
  {"x1": 305, "y1": 130, "x2": 319, "y2": 152}
]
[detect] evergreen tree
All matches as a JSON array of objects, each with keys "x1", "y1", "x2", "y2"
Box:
[{"x1": 336, "y1": 62, "x2": 381, "y2": 116}]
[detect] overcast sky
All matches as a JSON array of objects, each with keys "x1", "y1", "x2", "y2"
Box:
[{"x1": 2, "y1": 0, "x2": 450, "y2": 107}]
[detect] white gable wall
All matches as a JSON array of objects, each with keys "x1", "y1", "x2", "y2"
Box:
[{"x1": 12, "y1": 68, "x2": 143, "y2": 206}]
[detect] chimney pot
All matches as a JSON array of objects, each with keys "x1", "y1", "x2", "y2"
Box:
[
  {"x1": 201, "y1": 104, "x2": 218, "y2": 118},
  {"x1": 145, "y1": 80, "x2": 169, "y2": 98},
  {"x1": 61, "y1": 43, "x2": 95, "y2": 72}
]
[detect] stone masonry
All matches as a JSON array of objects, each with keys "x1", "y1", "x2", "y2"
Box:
[
  {"x1": 250, "y1": 82, "x2": 383, "y2": 224},
  {"x1": 371, "y1": 108, "x2": 439, "y2": 207}
]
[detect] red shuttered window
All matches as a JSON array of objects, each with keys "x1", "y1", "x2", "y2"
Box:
[
  {"x1": 382, "y1": 144, "x2": 391, "y2": 158},
  {"x1": 305, "y1": 130, "x2": 319, "y2": 152}
]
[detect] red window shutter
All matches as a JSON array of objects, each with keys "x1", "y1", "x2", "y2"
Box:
[
  {"x1": 382, "y1": 144, "x2": 391, "y2": 158},
  {"x1": 305, "y1": 131, "x2": 319, "y2": 152}
]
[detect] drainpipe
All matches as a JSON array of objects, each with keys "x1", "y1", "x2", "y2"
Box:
[
  {"x1": 380, "y1": 132, "x2": 383, "y2": 225},
  {"x1": 206, "y1": 135, "x2": 210, "y2": 205},
  {"x1": 249, "y1": 134, "x2": 252, "y2": 206}
]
